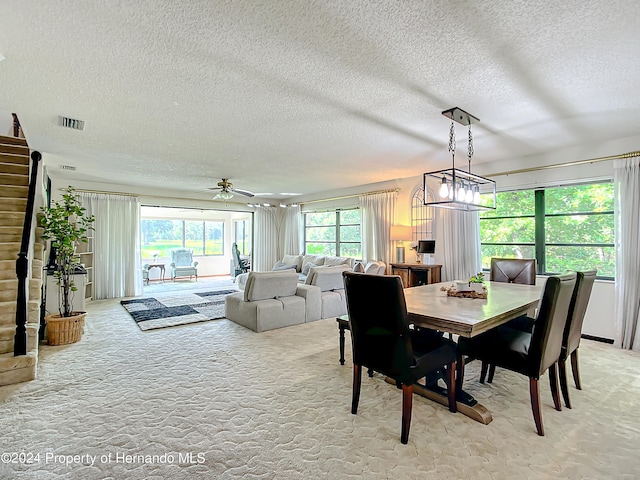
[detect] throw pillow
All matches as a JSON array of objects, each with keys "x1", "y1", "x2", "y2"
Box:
[
  {"x1": 272, "y1": 261, "x2": 296, "y2": 271},
  {"x1": 282, "y1": 254, "x2": 303, "y2": 272},
  {"x1": 301, "y1": 262, "x2": 318, "y2": 276},
  {"x1": 353, "y1": 262, "x2": 365, "y2": 273}
]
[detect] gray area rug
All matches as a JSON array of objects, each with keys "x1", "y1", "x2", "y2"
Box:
[{"x1": 120, "y1": 289, "x2": 237, "y2": 330}]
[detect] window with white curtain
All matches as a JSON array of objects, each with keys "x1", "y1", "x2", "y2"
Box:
[{"x1": 304, "y1": 208, "x2": 361, "y2": 258}]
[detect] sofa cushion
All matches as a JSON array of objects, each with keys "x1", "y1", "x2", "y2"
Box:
[
  {"x1": 302, "y1": 254, "x2": 326, "y2": 272},
  {"x1": 301, "y1": 262, "x2": 319, "y2": 276},
  {"x1": 272, "y1": 261, "x2": 297, "y2": 271},
  {"x1": 305, "y1": 265, "x2": 350, "y2": 291},
  {"x1": 281, "y1": 254, "x2": 303, "y2": 272},
  {"x1": 244, "y1": 271, "x2": 299, "y2": 302},
  {"x1": 323, "y1": 256, "x2": 353, "y2": 267},
  {"x1": 364, "y1": 261, "x2": 386, "y2": 275}
]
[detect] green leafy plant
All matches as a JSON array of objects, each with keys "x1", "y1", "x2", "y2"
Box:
[
  {"x1": 41, "y1": 186, "x2": 95, "y2": 317},
  {"x1": 469, "y1": 272, "x2": 485, "y2": 284}
]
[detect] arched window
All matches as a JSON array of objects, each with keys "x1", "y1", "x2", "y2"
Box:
[{"x1": 411, "y1": 185, "x2": 435, "y2": 244}]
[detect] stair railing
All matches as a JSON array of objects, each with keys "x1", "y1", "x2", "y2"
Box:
[{"x1": 14, "y1": 151, "x2": 41, "y2": 356}]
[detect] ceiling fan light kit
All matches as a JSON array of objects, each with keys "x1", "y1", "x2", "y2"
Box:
[
  {"x1": 423, "y1": 107, "x2": 496, "y2": 212},
  {"x1": 210, "y1": 178, "x2": 255, "y2": 201}
]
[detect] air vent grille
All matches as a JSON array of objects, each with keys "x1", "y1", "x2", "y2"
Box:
[{"x1": 59, "y1": 116, "x2": 85, "y2": 131}]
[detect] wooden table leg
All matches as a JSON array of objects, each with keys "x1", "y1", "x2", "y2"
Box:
[{"x1": 385, "y1": 377, "x2": 493, "y2": 425}]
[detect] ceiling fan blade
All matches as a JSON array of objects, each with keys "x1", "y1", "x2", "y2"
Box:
[{"x1": 232, "y1": 188, "x2": 254, "y2": 198}]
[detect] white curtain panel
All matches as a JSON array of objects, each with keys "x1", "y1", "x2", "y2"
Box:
[
  {"x1": 434, "y1": 208, "x2": 482, "y2": 282},
  {"x1": 614, "y1": 155, "x2": 640, "y2": 351},
  {"x1": 253, "y1": 206, "x2": 280, "y2": 272},
  {"x1": 359, "y1": 191, "x2": 396, "y2": 267},
  {"x1": 283, "y1": 205, "x2": 302, "y2": 255},
  {"x1": 79, "y1": 192, "x2": 142, "y2": 299}
]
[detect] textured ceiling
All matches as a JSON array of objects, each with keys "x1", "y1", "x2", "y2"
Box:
[{"x1": 1, "y1": 0, "x2": 639, "y2": 203}]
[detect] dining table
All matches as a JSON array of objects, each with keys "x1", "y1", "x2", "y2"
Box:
[{"x1": 392, "y1": 280, "x2": 543, "y2": 424}]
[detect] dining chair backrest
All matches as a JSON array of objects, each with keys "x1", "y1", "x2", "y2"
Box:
[
  {"x1": 529, "y1": 273, "x2": 577, "y2": 377},
  {"x1": 490, "y1": 258, "x2": 536, "y2": 285},
  {"x1": 342, "y1": 272, "x2": 414, "y2": 379},
  {"x1": 564, "y1": 269, "x2": 597, "y2": 356}
]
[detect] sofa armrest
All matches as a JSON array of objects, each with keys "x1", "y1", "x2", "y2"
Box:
[{"x1": 296, "y1": 284, "x2": 321, "y2": 322}]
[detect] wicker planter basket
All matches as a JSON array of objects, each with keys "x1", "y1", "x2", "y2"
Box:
[{"x1": 45, "y1": 312, "x2": 86, "y2": 345}]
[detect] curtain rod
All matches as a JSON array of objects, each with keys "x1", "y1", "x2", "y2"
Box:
[
  {"x1": 62, "y1": 188, "x2": 139, "y2": 197},
  {"x1": 486, "y1": 150, "x2": 640, "y2": 177},
  {"x1": 299, "y1": 188, "x2": 399, "y2": 205}
]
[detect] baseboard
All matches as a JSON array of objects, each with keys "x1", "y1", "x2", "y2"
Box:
[{"x1": 581, "y1": 334, "x2": 614, "y2": 344}]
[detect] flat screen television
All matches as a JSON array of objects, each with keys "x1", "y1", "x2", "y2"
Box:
[{"x1": 417, "y1": 240, "x2": 435, "y2": 254}]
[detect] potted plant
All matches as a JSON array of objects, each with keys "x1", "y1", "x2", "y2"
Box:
[
  {"x1": 40, "y1": 186, "x2": 95, "y2": 345},
  {"x1": 469, "y1": 272, "x2": 485, "y2": 293}
]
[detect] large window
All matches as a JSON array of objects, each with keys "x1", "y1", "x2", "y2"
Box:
[
  {"x1": 234, "y1": 219, "x2": 251, "y2": 255},
  {"x1": 479, "y1": 183, "x2": 614, "y2": 279},
  {"x1": 304, "y1": 208, "x2": 362, "y2": 258},
  {"x1": 141, "y1": 219, "x2": 225, "y2": 257}
]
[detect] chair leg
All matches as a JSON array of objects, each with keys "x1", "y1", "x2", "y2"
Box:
[
  {"x1": 447, "y1": 361, "x2": 457, "y2": 413},
  {"x1": 558, "y1": 357, "x2": 572, "y2": 409},
  {"x1": 549, "y1": 363, "x2": 562, "y2": 411},
  {"x1": 351, "y1": 364, "x2": 362, "y2": 415},
  {"x1": 487, "y1": 364, "x2": 496, "y2": 383},
  {"x1": 571, "y1": 349, "x2": 582, "y2": 390},
  {"x1": 479, "y1": 361, "x2": 488, "y2": 384},
  {"x1": 401, "y1": 383, "x2": 413, "y2": 444},
  {"x1": 455, "y1": 354, "x2": 465, "y2": 393},
  {"x1": 529, "y1": 377, "x2": 545, "y2": 436}
]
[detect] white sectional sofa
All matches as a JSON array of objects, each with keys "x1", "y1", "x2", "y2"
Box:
[
  {"x1": 227, "y1": 256, "x2": 386, "y2": 331},
  {"x1": 225, "y1": 270, "x2": 318, "y2": 332}
]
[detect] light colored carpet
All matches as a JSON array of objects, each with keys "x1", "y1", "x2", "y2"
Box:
[{"x1": 1, "y1": 277, "x2": 639, "y2": 479}]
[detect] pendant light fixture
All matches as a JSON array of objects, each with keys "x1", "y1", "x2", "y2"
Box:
[{"x1": 424, "y1": 107, "x2": 496, "y2": 211}]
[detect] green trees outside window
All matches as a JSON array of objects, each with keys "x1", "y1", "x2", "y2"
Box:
[
  {"x1": 141, "y1": 219, "x2": 225, "y2": 257},
  {"x1": 304, "y1": 208, "x2": 362, "y2": 258},
  {"x1": 480, "y1": 182, "x2": 614, "y2": 278}
]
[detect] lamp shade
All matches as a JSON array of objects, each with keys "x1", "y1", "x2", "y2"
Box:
[
  {"x1": 417, "y1": 240, "x2": 435, "y2": 254},
  {"x1": 390, "y1": 225, "x2": 412, "y2": 241}
]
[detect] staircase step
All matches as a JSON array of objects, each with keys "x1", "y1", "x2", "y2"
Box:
[
  {"x1": 0, "y1": 172, "x2": 28, "y2": 186},
  {"x1": 0, "y1": 185, "x2": 28, "y2": 198},
  {"x1": 0, "y1": 323, "x2": 39, "y2": 355},
  {"x1": 0, "y1": 136, "x2": 28, "y2": 147},
  {"x1": 0, "y1": 198, "x2": 27, "y2": 212},
  {"x1": 0, "y1": 351, "x2": 38, "y2": 386},
  {"x1": 0, "y1": 153, "x2": 29, "y2": 166},
  {"x1": 0, "y1": 163, "x2": 28, "y2": 176},
  {"x1": 0, "y1": 279, "x2": 18, "y2": 302},
  {"x1": 0, "y1": 144, "x2": 29, "y2": 157},
  {"x1": 0, "y1": 261, "x2": 16, "y2": 280},
  {"x1": 0, "y1": 299, "x2": 40, "y2": 326},
  {"x1": 0, "y1": 211, "x2": 25, "y2": 225},
  {"x1": 0, "y1": 226, "x2": 26, "y2": 243},
  {"x1": 0, "y1": 242, "x2": 20, "y2": 260}
]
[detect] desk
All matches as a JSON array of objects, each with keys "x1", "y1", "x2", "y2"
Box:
[
  {"x1": 147, "y1": 263, "x2": 165, "y2": 282},
  {"x1": 399, "y1": 281, "x2": 542, "y2": 424},
  {"x1": 390, "y1": 263, "x2": 442, "y2": 287}
]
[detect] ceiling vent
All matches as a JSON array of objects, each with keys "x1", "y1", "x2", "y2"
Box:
[
  {"x1": 59, "y1": 116, "x2": 85, "y2": 131},
  {"x1": 60, "y1": 165, "x2": 77, "y2": 171}
]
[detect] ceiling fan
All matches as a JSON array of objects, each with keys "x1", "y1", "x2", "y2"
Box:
[{"x1": 209, "y1": 179, "x2": 255, "y2": 200}]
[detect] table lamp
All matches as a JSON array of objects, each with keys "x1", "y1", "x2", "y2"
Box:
[{"x1": 390, "y1": 225, "x2": 412, "y2": 263}]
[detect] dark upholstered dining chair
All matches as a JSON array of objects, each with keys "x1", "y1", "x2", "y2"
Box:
[
  {"x1": 342, "y1": 271, "x2": 458, "y2": 444},
  {"x1": 481, "y1": 257, "x2": 537, "y2": 383},
  {"x1": 457, "y1": 272, "x2": 577, "y2": 436},
  {"x1": 490, "y1": 257, "x2": 537, "y2": 284},
  {"x1": 488, "y1": 270, "x2": 597, "y2": 408}
]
